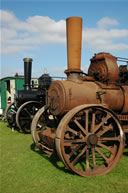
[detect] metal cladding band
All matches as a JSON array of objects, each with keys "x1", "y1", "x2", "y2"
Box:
[
  {"x1": 65, "y1": 17, "x2": 83, "y2": 74},
  {"x1": 23, "y1": 58, "x2": 32, "y2": 90},
  {"x1": 23, "y1": 58, "x2": 33, "y2": 62}
]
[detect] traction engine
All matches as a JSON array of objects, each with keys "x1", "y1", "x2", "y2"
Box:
[
  {"x1": 5, "y1": 59, "x2": 52, "y2": 133},
  {"x1": 31, "y1": 17, "x2": 128, "y2": 176}
]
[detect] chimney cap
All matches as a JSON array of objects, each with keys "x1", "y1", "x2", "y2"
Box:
[
  {"x1": 66, "y1": 16, "x2": 82, "y2": 21},
  {"x1": 23, "y1": 58, "x2": 33, "y2": 62}
]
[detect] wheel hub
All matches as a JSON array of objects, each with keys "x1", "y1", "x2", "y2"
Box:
[{"x1": 87, "y1": 134, "x2": 98, "y2": 147}]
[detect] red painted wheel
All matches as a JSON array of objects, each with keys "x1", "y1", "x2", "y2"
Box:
[{"x1": 56, "y1": 104, "x2": 125, "y2": 176}]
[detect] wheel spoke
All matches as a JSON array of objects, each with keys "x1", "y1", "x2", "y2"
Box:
[
  {"x1": 95, "y1": 147, "x2": 109, "y2": 163},
  {"x1": 24, "y1": 108, "x2": 31, "y2": 117},
  {"x1": 68, "y1": 144, "x2": 84, "y2": 159},
  {"x1": 86, "y1": 148, "x2": 90, "y2": 171},
  {"x1": 92, "y1": 147, "x2": 96, "y2": 168},
  {"x1": 97, "y1": 125, "x2": 113, "y2": 137},
  {"x1": 85, "y1": 110, "x2": 89, "y2": 133},
  {"x1": 66, "y1": 126, "x2": 79, "y2": 136},
  {"x1": 72, "y1": 145, "x2": 88, "y2": 165},
  {"x1": 91, "y1": 112, "x2": 95, "y2": 132},
  {"x1": 93, "y1": 114, "x2": 111, "y2": 134},
  {"x1": 99, "y1": 136, "x2": 121, "y2": 142},
  {"x1": 64, "y1": 139, "x2": 85, "y2": 146},
  {"x1": 74, "y1": 119, "x2": 87, "y2": 135},
  {"x1": 97, "y1": 142, "x2": 115, "y2": 153}
]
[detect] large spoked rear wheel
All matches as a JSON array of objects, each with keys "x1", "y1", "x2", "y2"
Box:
[
  {"x1": 16, "y1": 101, "x2": 42, "y2": 133},
  {"x1": 56, "y1": 104, "x2": 125, "y2": 176}
]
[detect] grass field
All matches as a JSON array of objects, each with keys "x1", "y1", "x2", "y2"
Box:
[{"x1": 0, "y1": 120, "x2": 128, "y2": 193}]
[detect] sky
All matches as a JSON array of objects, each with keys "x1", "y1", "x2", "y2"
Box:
[{"x1": 0, "y1": 0, "x2": 128, "y2": 79}]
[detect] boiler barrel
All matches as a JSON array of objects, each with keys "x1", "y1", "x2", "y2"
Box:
[{"x1": 47, "y1": 80, "x2": 127, "y2": 115}]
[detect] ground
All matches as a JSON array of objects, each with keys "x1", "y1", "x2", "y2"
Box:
[{"x1": 0, "y1": 121, "x2": 128, "y2": 193}]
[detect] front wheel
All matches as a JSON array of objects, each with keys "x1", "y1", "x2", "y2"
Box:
[{"x1": 56, "y1": 104, "x2": 125, "y2": 176}]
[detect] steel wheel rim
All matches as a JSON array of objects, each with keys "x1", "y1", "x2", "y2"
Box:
[{"x1": 56, "y1": 104, "x2": 125, "y2": 176}]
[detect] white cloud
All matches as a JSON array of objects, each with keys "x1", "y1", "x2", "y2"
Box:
[
  {"x1": 0, "y1": 10, "x2": 66, "y2": 55},
  {"x1": 1, "y1": 28, "x2": 17, "y2": 40},
  {"x1": 97, "y1": 17, "x2": 119, "y2": 28},
  {"x1": 1, "y1": 45, "x2": 36, "y2": 55},
  {"x1": 0, "y1": 10, "x2": 128, "y2": 55},
  {"x1": 26, "y1": 16, "x2": 65, "y2": 33},
  {"x1": 83, "y1": 17, "x2": 128, "y2": 52},
  {"x1": 83, "y1": 28, "x2": 128, "y2": 41},
  {"x1": 0, "y1": 10, "x2": 18, "y2": 25}
]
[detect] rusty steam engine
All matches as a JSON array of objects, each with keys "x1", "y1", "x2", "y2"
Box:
[{"x1": 31, "y1": 17, "x2": 128, "y2": 176}]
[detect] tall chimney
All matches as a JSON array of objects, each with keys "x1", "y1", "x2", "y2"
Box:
[
  {"x1": 23, "y1": 58, "x2": 32, "y2": 90},
  {"x1": 65, "y1": 17, "x2": 83, "y2": 79}
]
